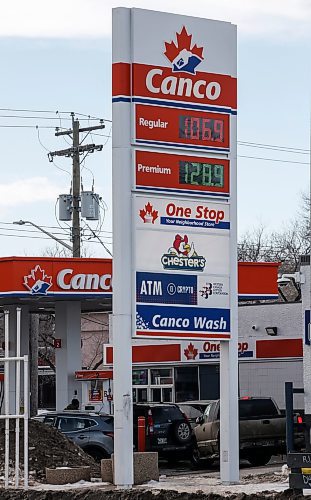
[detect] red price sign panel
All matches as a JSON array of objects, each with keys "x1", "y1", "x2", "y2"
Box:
[
  {"x1": 135, "y1": 104, "x2": 230, "y2": 152},
  {"x1": 135, "y1": 150, "x2": 229, "y2": 197}
]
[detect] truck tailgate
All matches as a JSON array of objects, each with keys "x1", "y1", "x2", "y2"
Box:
[{"x1": 240, "y1": 417, "x2": 285, "y2": 444}]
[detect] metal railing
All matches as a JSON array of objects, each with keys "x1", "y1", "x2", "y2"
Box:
[{"x1": 0, "y1": 309, "x2": 29, "y2": 489}]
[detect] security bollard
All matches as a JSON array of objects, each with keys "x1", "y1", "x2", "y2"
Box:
[{"x1": 138, "y1": 416, "x2": 146, "y2": 452}]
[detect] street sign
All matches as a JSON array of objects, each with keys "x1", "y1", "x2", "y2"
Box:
[
  {"x1": 289, "y1": 473, "x2": 311, "y2": 489},
  {"x1": 288, "y1": 452, "x2": 311, "y2": 468}
]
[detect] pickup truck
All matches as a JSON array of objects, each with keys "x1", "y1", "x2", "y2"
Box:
[{"x1": 192, "y1": 397, "x2": 304, "y2": 467}]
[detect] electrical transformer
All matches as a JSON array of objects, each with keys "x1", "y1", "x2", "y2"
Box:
[
  {"x1": 58, "y1": 194, "x2": 72, "y2": 221},
  {"x1": 81, "y1": 191, "x2": 100, "y2": 220}
]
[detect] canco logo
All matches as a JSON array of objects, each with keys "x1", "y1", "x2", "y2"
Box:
[
  {"x1": 145, "y1": 27, "x2": 221, "y2": 101},
  {"x1": 161, "y1": 234, "x2": 206, "y2": 272},
  {"x1": 23, "y1": 265, "x2": 52, "y2": 295},
  {"x1": 57, "y1": 269, "x2": 111, "y2": 291},
  {"x1": 164, "y1": 26, "x2": 204, "y2": 75}
]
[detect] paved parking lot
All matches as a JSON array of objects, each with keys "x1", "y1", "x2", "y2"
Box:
[{"x1": 159, "y1": 455, "x2": 287, "y2": 477}]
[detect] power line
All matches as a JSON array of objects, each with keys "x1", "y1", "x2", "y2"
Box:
[
  {"x1": 0, "y1": 221, "x2": 113, "y2": 235},
  {"x1": 0, "y1": 108, "x2": 111, "y2": 121},
  {"x1": 0, "y1": 125, "x2": 57, "y2": 129},
  {"x1": 0, "y1": 225, "x2": 113, "y2": 242},
  {"x1": 0, "y1": 231, "x2": 111, "y2": 245},
  {"x1": 0, "y1": 107, "x2": 74, "y2": 114},
  {"x1": 238, "y1": 140, "x2": 309, "y2": 153},
  {"x1": 0, "y1": 232, "x2": 71, "y2": 242},
  {"x1": 238, "y1": 154, "x2": 309, "y2": 165}
]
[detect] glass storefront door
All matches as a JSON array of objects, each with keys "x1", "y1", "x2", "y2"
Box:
[{"x1": 175, "y1": 366, "x2": 199, "y2": 402}]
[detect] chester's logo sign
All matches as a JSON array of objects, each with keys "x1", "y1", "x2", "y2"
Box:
[
  {"x1": 24, "y1": 265, "x2": 52, "y2": 295},
  {"x1": 164, "y1": 26, "x2": 204, "y2": 75},
  {"x1": 161, "y1": 234, "x2": 206, "y2": 272}
]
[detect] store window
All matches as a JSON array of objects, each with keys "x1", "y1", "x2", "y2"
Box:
[
  {"x1": 175, "y1": 366, "x2": 199, "y2": 402},
  {"x1": 162, "y1": 387, "x2": 173, "y2": 402},
  {"x1": 133, "y1": 369, "x2": 148, "y2": 385},
  {"x1": 150, "y1": 368, "x2": 173, "y2": 385},
  {"x1": 133, "y1": 387, "x2": 148, "y2": 403},
  {"x1": 151, "y1": 388, "x2": 161, "y2": 402},
  {"x1": 150, "y1": 387, "x2": 172, "y2": 403}
]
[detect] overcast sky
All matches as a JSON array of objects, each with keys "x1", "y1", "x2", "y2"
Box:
[{"x1": 0, "y1": 0, "x2": 310, "y2": 257}]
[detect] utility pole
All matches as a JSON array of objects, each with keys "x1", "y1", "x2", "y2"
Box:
[
  {"x1": 48, "y1": 113, "x2": 105, "y2": 258},
  {"x1": 72, "y1": 118, "x2": 81, "y2": 257}
]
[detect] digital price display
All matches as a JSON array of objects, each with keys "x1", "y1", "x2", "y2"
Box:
[
  {"x1": 179, "y1": 161, "x2": 224, "y2": 188},
  {"x1": 179, "y1": 116, "x2": 224, "y2": 143},
  {"x1": 135, "y1": 104, "x2": 230, "y2": 151},
  {"x1": 135, "y1": 150, "x2": 229, "y2": 197}
]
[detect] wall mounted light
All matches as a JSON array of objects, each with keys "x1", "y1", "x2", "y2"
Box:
[{"x1": 265, "y1": 327, "x2": 278, "y2": 336}]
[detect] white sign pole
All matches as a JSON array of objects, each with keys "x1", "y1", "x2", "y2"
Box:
[
  {"x1": 112, "y1": 8, "x2": 134, "y2": 488},
  {"x1": 220, "y1": 106, "x2": 239, "y2": 483}
]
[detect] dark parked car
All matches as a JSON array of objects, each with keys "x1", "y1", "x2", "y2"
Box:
[
  {"x1": 133, "y1": 403, "x2": 193, "y2": 463},
  {"x1": 35, "y1": 411, "x2": 114, "y2": 461}
]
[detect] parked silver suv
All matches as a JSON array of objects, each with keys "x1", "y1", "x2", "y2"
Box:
[{"x1": 35, "y1": 411, "x2": 113, "y2": 461}]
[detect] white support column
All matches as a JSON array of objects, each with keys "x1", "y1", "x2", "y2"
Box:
[
  {"x1": 220, "y1": 47, "x2": 239, "y2": 483},
  {"x1": 55, "y1": 301, "x2": 82, "y2": 410},
  {"x1": 2, "y1": 306, "x2": 29, "y2": 415},
  {"x1": 112, "y1": 7, "x2": 134, "y2": 488},
  {"x1": 220, "y1": 340, "x2": 239, "y2": 482},
  {"x1": 7, "y1": 306, "x2": 17, "y2": 414},
  {"x1": 20, "y1": 306, "x2": 29, "y2": 412}
]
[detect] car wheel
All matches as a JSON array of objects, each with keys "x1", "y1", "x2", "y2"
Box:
[
  {"x1": 190, "y1": 445, "x2": 201, "y2": 467},
  {"x1": 247, "y1": 450, "x2": 272, "y2": 467},
  {"x1": 173, "y1": 421, "x2": 192, "y2": 444}
]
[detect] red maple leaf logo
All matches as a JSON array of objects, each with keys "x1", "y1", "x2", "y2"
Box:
[
  {"x1": 184, "y1": 343, "x2": 198, "y2": 360},
  {"x1": 23, "y1": 265, "x2": 52, "y2": 294},
  {"x1": 164, "y1": 26, "x2": 204, "y2": 63},
  {"x1": 139, "y1": 202, "x2": 159, "y2": 224}
]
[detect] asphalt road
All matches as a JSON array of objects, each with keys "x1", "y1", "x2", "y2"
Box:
[{"x1": 159, "y1": 455, "x2": 286, "y2": 477}]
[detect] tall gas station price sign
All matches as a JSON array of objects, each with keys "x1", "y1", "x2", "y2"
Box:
[{"x1": 112, "y1": 7, "x2": 238, "y2": 486}]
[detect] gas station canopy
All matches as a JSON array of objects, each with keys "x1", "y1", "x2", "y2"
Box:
[
  {"x1": 0, "y1": 257, "x2": 279, "y2": 312},
  {"x1": 0, "y1": 257, "x2": 112, "y2": 312}
]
